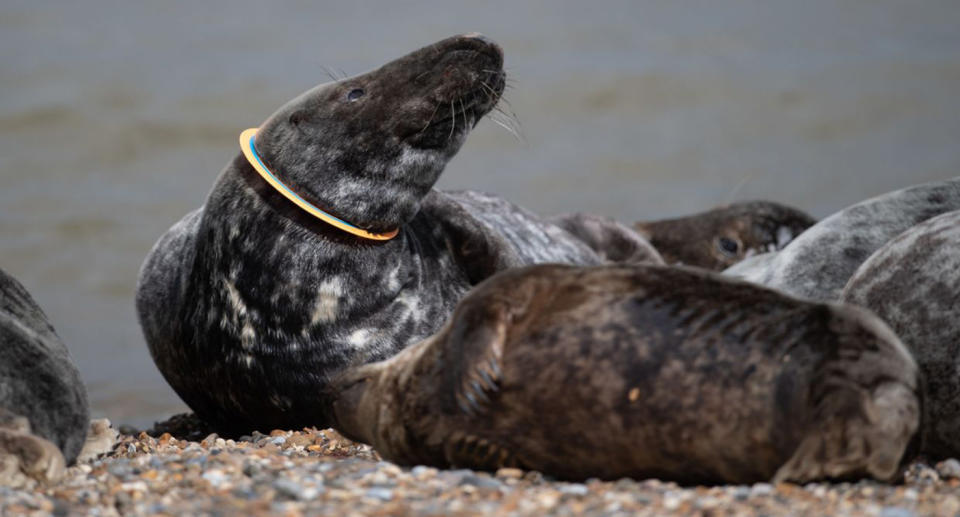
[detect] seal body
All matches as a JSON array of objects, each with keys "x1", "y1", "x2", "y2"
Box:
[
  {"x1": 0, "y1": 267, "x2": 89, "y2": 467},
  {"x1": 632, "y1": 201, "x2": 815, "y2": 271},
  {"x1": 136, "y1": 35, "x2": 613, "y2": 435},
  {"x1": 841, "y1": 210, "x2": 960, "y2": 459},
  {"x1": 724, "y1": 178, "x2": 960, "y2": 301},
  {"x1": 330, "y1": 264, "x2": 920, "y2": 484}
]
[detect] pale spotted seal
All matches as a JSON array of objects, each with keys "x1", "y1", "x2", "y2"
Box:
[
  {"x1": 136, "y1": 34, "x2": 628, "y2": 435},
  {"x1": 723, "y1": 177, "x2": 960, "y2": 301},
  {"x1": 330, "y1": 264, "x2": 920, "y2": 484},
  {"x1": 842, "y1": 210, "x2": 960, "y2": 459},
  {"x1": 0, "y1": 267, "x2": 89, "y2": 483},
  {"x1": 631, "y1": 200, "x2": 815, "y2": 271}
]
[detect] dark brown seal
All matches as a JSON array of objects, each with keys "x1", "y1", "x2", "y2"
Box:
[
  {"x1": 330, "y1": 264, "x2": 920, "y2": 484},
  {"x1": 842, "y1": 210, "x2": 960, "y2": 459},
  {"x1": 633, "y1": 200, "x2": 816, "y2": 271}
]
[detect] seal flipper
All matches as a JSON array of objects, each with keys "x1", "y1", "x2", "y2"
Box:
[
  {"x1": 420, "y1": 191, "x2": 526, "y2": 284},
  {"x1": 444, "y1": 298, "x2": 510, "y2": 416},
  {"x1": 773, "y1": 306, "x2": 921, "y2": 483},
  {"x1": 444, "y1": 431, "x2": 521, "y2": 471},
  {"x1": 773, "y1": 381, "x2": 920, "y2": 483}
]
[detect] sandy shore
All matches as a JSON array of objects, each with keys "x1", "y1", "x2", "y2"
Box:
[{"x1": 2, "y1": 415, "x2": 959, "y2": 516}]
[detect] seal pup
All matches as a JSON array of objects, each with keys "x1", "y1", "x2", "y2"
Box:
[
  {"x1": 723, "y1": 177, "x2": 960, "y2": 301},
  {"x1": 0, "y1": 267, "x2": 89, "y2": 481},
  {"x1": 136, "y1": 34, "x2": 625, "y2": 435},
  {"x1": 842, "y1": 210, "x2": 960, "y2": 459},
  {"x1": 629, "y1": 200, "x2": 816, "y2": 271},
  {"x1": 330, "y1": 264, "x2": 920, "y2": 484}
]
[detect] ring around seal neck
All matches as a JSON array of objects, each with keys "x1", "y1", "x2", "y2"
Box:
[{"x1": 239, "y1": 127, "x2": 400, "y2": 241}]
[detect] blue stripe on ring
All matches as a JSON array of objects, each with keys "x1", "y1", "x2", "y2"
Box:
[{"x1": 247, "y1": 134, "x2": 358, "y2": 229}]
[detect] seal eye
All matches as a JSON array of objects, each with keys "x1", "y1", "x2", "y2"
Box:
[
  {"x1": 346, "y1": 88, "x2": 365, "y2": 102},
  {"x1": 716, "y1": 236, "x2": 741, "y2": 256}
]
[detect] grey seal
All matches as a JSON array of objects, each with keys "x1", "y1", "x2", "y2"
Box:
[
  {"x1": 330, "y1": 264, "x2": 920, "y2": 484},
  {"x1": 0, "y1": 267, "x2": 89, "y2": 478},
  {"x1": 136, "y1": 34, "x2": 624, "y2": 435},
  {"x1": 632, "y1": 200, "x2": 816, "y2": 271},
  {"x1": 841, "y1": 210, "x2": 960, "y2": 459},
  {"x1": 723, "y1": 177, "x2": 960, "y2": 301}
]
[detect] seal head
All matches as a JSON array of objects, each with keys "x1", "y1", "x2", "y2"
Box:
[
  {"x1": 633, "y1": 200, "x2": 816, "y2": 271},
  {"x1": 253, "y1": 34, "x2": 505, "y2": 234}
]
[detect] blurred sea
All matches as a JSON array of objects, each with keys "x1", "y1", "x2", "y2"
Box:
[{"x1": 1, "y1": 0, "x2": 959, "y2": 428}]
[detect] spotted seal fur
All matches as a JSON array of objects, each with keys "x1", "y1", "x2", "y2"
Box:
[
  {"x1": 631, "y1": 200, "x2": 815, "y2": 271},
  {"x1": 724, "y1": 177, "x2": 960, "y2": 301},
  {"x1": 135, "y1": 34, "x2": 628, "y2": 435},
  {"x1": 842, "y1": 210, "x2": 960, "y2": 459},
  {"x1": 0, "y1": 267, "x2": 89, "y2": 481},
  {"x1": 330, "y1": 264, "x2": 920, "y2": 484}
]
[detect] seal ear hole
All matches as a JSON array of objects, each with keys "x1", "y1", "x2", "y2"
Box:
[
  {"x1": 347, "y1": 88, "x2": 365, "y2": 102},
  {"x1": 288, "y1": 110, "x2": 308, "y2": 126},
  {"x1": 716, "y1": 236, "x2": 741, "y2": 257}
]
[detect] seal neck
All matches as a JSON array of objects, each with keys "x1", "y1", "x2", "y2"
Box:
[{"x1": 239, "y1": 128, "x2": 400, "y2": 241}]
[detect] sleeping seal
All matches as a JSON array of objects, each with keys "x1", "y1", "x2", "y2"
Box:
[
  {"x1": 0, "y1": 267, "x2": 89, "y2": 483},
  {"x1": 724, "y1": 177, "x2": 960, "y2": 301},
  {"x1": 330, "y1": 264, "x2": 920, "y2": 484},
  {"x1": 842, "y1": 210, "x2": 960, "y2": 459},
  {"x1": 136, "y1": 34, "x2": 622, "y2": 435},
  {"x1": 631, "y1": 200, "x2": 816, "y2": 271}
]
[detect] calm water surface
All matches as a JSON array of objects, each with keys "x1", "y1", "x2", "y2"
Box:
[{"x1": 1, "y1": 1, "x2": 959, "y2": 427}]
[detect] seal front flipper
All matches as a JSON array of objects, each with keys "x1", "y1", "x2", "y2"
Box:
[{"x1": 443, "y1": 295, "x2": 511, "y2": 416}]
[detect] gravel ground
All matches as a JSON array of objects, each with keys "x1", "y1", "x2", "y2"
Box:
[{"x1": 3, "y1": 415, "x2": 960, "y2": 516}]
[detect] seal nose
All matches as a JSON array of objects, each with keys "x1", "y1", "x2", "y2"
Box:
[{"x1": 462, "y1": 32, "x2": 504, "y2": 64}]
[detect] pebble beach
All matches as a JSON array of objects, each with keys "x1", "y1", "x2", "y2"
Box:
[{"x1": 3, "y1": 415, "x2": 959, "y2": 517}]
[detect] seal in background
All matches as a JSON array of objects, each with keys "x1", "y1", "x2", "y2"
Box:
[
  {"x1": 724, "y1": 177, "x2": 960, "y2": 301},
  {"x1": 632, "y1": 200, "x2": 815, "y2": 271},
  {"x1": 842, "y1": 209, "x2": 960, "y2": 459}
]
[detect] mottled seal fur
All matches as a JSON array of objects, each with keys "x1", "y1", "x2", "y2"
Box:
[
  {"x1": 330, "y1": 264, "x2": 920, "y2": 484},
  {"x1": 841, "y1": 210, "x2": 960, "y2": 459},
  {"x1": 631, "y1": 200, "x2": 816, "y2": 271},
  {"x1": 136, "y1": 34, "x2": 622, "y2": 435},
  {"x1": 724, "y1": 177, "x2": 960, "y2": 301},
  {"x1": 549, "y1": 212, "x2": 664, "y2": 265},
  {"x1": 0, "y1": 267, "x2": 89, "y2": 469}
]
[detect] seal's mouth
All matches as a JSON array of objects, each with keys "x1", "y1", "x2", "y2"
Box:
[{"x1": 410, "y1": 74, "x2": 505, "y2": 149}]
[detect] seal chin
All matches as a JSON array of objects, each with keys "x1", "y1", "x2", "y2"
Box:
[{"x1": 405, "y1": 70, "x2": 506, "y2": 151}]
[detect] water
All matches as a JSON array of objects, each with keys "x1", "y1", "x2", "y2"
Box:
[{"x1": 1, "y1": 0, "x2": 958, "y2": 428}]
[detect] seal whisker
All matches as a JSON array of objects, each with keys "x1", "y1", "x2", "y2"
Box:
[
  {"x1": 488, "y1": 114, "x2": 522, "y2": 142},
  {"x1": 417, "y1": 102, "x2": 443, "y2": 136},
  {"x1": 447, "y1": 101, "x2": 457, "y2": 142}
]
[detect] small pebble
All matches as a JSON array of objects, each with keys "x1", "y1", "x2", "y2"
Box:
[
  {"x1": 936, "y1": 458, "x2": 960, "y2": 479},
  {"x1": 1, "y1": 413, "x2": 955, "y2": 515},
  {"x1": 365, "y1": 487, "x2": 394, "y2": 501},
  {"x1": 560, "y1": 483, "x2": 589, "y2": 496}
]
